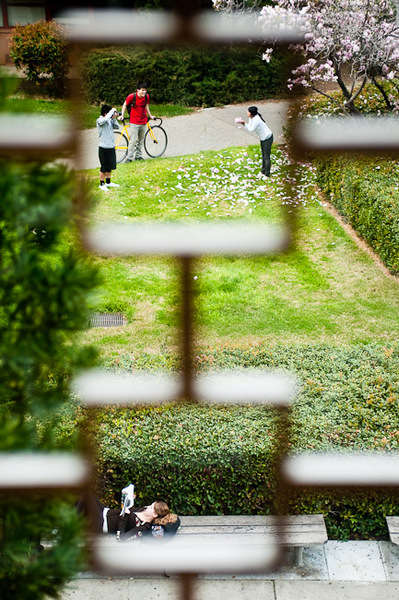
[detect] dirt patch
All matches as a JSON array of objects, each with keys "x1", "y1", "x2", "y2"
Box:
[{"x1": 135, "y1": 300, "x2": 158, "y2": 325}]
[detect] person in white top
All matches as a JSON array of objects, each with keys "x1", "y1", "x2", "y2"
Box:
[
  {"x1": 236, "y1": 106, "x2": 273, "y2": 176},
  {"x1": 96, "y1": 104, "x2": 121, "y2": 191}
]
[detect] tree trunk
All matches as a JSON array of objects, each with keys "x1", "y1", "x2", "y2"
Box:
[
  {"x1": 344, "y1": 76, "x2": 368, "y2": 113},
  {"x1": 334, "y1": 64, "x2": 351, "y2": 100},
  {"x1": 371, "y1": 76, "x2": 393, "y2": 110}
]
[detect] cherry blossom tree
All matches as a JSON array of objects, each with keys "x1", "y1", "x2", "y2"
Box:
[{"x1": 213, "y1": 0, "x2": 399, "y2": 112}]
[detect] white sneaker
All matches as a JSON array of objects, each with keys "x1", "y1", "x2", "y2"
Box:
[
  {"x1": 107, "y1": 182, "x2": 120, "y2": 188},
  {"x1": 120, "y1": 483, "x2": 135, "y2": 516},
  {"x1": 98, "y1": 184, "x2": 109, "y2": 191}
]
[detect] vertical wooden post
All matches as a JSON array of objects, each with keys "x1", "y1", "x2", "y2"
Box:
[
  {"x1": 180, "y1": 256, "x2": 194, "y2": 401},
  {"x1": 181, "y1": 573, "x2": 195, "y2": 600}
]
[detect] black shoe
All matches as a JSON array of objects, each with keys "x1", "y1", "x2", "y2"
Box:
[
  {"x1": 135, "y1": 157, "x2": 144, "y2": 161},
  {"x1": 125, "y1": 159, "x2": 133, "y2": 163}
]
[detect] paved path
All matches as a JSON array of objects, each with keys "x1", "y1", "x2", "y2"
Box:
[
  {"x1": 78, "y1": 100, "x2": 289, "y2": 170},
  {"x1": 62, "y1": 578, "x2": 399, "y2": 600},
  {"x1": 61, "y1": 540, "x2": 399, "y2": 599}
]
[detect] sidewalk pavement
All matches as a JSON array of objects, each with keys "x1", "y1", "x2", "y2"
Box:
[
  {"x1": 61, "y1": 541, "x2": 399, "y2": 599},
  {"x1": 76, "y1": 99, "x2": 289, "y2": 170}
]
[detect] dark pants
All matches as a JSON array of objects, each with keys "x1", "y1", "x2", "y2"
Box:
[
  {"x1": 76, "y1": 496, "x2": 132, "y2": 534},
  {"x1": 260, "y1": 134, "x2": 273, "y2": 176}
]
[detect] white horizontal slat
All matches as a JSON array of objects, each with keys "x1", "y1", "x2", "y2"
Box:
[
  {"x1": 284, "y1": 453, "x2": 399, "y2": 487},
  {"x1": 0, "y1": 115, "x2": 73, "y2": 151},
  {"x1": 194, "y1": 11, "x2": 306, "y2": 43},
  {"x1": 60, "y1": 9, "x2": 305, "y2": 44},
  {"x1": 0, "y1": 452, "x2": 89, "y2": 489},
  {"x1": 60, "y1": 10, "x2": 177, "y2": 43},
  {"x1": 73, "y1": 371, "x2": 181, "y2": 406},
  {"x1": 95, "y1": 534, "x2": 278, "y2": 574},
  {"x1": 194, "y1": 370, "x2": 297, "y2": 406},
  {"x1": 73, "y1": 369, "x2": 296, "y2": 407},
  {"x1": 297, "y1": 115, "x2": 399, "y2": 152},
  {"x1": 87, "y1": 222, "x2": 288, "y2": 256}
]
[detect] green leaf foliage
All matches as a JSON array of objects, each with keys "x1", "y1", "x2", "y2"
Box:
[
  {"x1": 0, "y1": 160, "x2": 97, "y2": 599},
  {"x1": 315, "y1": 156, "x2": 399, "y2": 274},
  {"x1": 0, "y1": 497, "x2": 83, "y2": 600},
  {"x1": 56, "y1": 344, "x2": 399, "y2": 540},
  {"x1": 0, "y1": 162, "x2": 97, "y2": 424},
  {"x1": 82, "y1": 45, "x2": 291, "y2": 106},
  {"x1": 9, "y1": 21, "x2": 68, "y2": 97},
  {"x1": 301, "y1": 85, "x2": 399, "y2": 275}
]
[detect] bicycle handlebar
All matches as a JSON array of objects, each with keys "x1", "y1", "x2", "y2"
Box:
[{"x1": 120, "y1": 116, "x2": 163, "y2": 126}]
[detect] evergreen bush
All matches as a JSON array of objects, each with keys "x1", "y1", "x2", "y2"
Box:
[
  {"x1": 302, "y1": 86, "x2": 399, "y2": 275},
  {"x1": 0, "y1": 160, "x2": 97, "y2": 599},
  {"x1": 61, "y1": 344, "x2": 399, "y2": 540},
  {"x1": 82, "y1": 45, "x2": 290, "y2": 106},
  {"x1": 315, "y1": 156, "x2": 399, "y2": 274},
  {"x1": 10, "y1": 21, "x2": 68, "y2": 97}
]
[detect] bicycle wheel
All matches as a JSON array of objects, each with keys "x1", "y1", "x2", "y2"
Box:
[
  {"x1": 144, "y1": 125, "x2": 168, "y2": 158},
  {"x1": 115, "y1": 131, "x2": 129, "y2": 163}
]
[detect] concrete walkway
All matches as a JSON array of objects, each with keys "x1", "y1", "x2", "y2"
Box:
[
  {"x1": 61, "y1": 540, "x2": 399, "y2": 599},
  {"x1": 78, "y1": 99, "x2": 289, "y2": 170}
]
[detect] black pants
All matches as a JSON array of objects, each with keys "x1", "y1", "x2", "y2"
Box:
[
  {"x1": 260, "y1": 135, "x2": 273, "y2": 176},
  {"x1": 76, "y1": 497, "x2": 133, "y2": 534},
  {"x1": 99, "y1": 147, "x2": 116, "y2": 173}
]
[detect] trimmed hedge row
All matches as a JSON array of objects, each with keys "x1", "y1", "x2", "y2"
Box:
[
  {"x1": 315, "y1": 156, "x2": 399, "y2": 274},
  {"x1": 301, "y1": 86, "x2": 399, "y2": 275},
  {"x1": 62, "y1": 344, "x2": 399, "y2": 540},
  {"x1": 82, "y1": 46, "x2": 291, "y2": 106}
]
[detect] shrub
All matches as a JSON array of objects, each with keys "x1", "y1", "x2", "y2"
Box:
[
  {"x1": 60, "y1": 344, "x2": 399, "y2": 540},
  {"x1": 0, "y1": 160, "x2": 97, "y2": 599},
  {"x1": 9, "y1": 21, "x2": 68, "y2": 97},
  {"x1": 300, "y1": 87, "x2": 399, "y2": 274},
  {"x1": 314, "y1": 156, "x2": 399, "y2": 273},
  {"x1": 82, "y1": 45, "x2": 291, "y2": 106}
]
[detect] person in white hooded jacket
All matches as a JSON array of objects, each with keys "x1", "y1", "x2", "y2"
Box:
[
  {"x1": 236, "y1": 106, "x2": 273, "y2": 176},
  {"x1": 96, "y1": 104, "x2": 120, "y2": 191}
]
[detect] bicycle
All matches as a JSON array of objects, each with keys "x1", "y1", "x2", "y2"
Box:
[{"x1": 114, "y1": 117, "x2": 168, "y2": 163}]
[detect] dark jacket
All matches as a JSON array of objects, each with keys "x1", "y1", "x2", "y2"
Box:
[{"x1": 106, "y1": 505, "x2": 152, "y2": 539}]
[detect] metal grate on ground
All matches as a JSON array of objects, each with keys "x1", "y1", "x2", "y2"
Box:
[{"x1": 89, "y1": 312, "x2": 127, "y2": 328}]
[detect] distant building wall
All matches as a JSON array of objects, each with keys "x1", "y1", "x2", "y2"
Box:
[
  {"x1": 0, "y1": 1, "x2": 50, "y2": 64},
  {"x1": 0, "y1": 28, "x2": 11, "y2": 64}
]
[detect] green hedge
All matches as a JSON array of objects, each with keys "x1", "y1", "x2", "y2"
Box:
[
  {"x1": 82, "y1": 46, "x2": 290, "y2": 106},
  {"x1": 315, "y1": 156, "x2": 399, "y2": 274},
  {"x1": 59, "y1": 344, "x2": 399, "y2": 540},
  {"x1": 301, "y1": 85, "x2": 399, "y2": 275}
]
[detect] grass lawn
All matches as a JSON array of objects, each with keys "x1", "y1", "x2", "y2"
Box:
[
  {"x1": 81, "y1": 145, "x2": 399, "y2": 361},
  {"x1": 2, "y1": 95, "x2": 193, "y2": 128}
]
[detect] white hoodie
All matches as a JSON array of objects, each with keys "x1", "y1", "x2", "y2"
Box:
[{"x1": 245, "y1": 114, "x2": 272, "y2": 141}]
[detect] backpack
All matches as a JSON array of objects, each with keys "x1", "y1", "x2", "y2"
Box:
[{"x1": 127, "y1": 92, "x2": 149, "y2": 116}]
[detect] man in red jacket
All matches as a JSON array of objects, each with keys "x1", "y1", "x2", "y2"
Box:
[{"x1": 120, "y1": 82, "x2": 155, "y2": 162}]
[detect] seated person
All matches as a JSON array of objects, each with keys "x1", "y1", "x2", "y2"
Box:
[
  {"x1": 151, "y1": 511, "x2": 181, "y2": 538},
  {"x1": 77, "y1": 484, "x2": 180, "y2": 541},
  {"x1": 119, "y1": 500, "x2": 169, "y2": 540}
]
